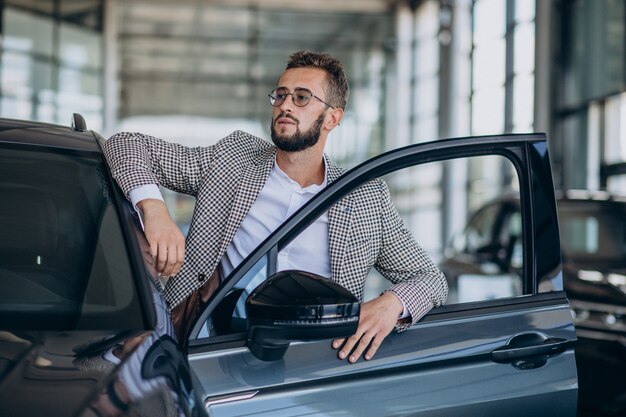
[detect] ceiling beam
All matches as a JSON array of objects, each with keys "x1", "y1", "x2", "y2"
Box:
[{"x1": 123, "y1": 0, "x2": 397, "y2": 14}]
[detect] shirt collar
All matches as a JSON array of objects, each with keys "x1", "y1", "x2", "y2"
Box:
[{"x1": 272, "y1": 155, "x2": 328, "y2": 193}]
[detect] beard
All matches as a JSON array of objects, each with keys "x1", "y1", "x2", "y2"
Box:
[{"x1": 270, "y1": 111, "x2": 325, "y2": 152}]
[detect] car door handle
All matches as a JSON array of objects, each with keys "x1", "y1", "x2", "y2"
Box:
[
  {"x1": 491, "y1": 333, "x2": 570, "y2": 369},
  {"x1": 205, "y1": 391, "x2": 259, "y2": 408}
]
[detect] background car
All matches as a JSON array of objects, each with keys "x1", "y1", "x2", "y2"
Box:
[
  {"x1": 439, "y1": 190, "x2": 626, "y2": 416},
  {"x1": 0, "y1": 116, "x2": 579, "y2": 416}
]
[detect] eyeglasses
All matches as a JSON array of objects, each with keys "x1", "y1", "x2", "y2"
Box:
[{"x1": 268, "y1": 87, "x2": 335, "y2": 109}]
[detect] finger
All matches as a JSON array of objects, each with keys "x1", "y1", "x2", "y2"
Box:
[
  {"x1": 363, "y1": 335, "x2": 383, "y2": 361},
  {"x1": 331, "y1": 338, "x2": 345, "y2": 350},
  {"x1": 156, "y1": 244, "x2": 168, "y2": 274},
  {"x1": 148, "y1": 239, "x2": 158, "y2": 261},
  {"x1": 161, "y1": 244, "x2": 179, "y2": 277},
  {"x1": 171, "y1": 241, "x2": 185, "y2": 276},
  {"x1": 163, "y1": 232, "x2": 185, "y2": 276},
  {"x1": 348, "y1": 333, "x2": 374, "y2": 363},
  {"x1": 338, "y1": 333, "x2": 362, "y2": 360}
]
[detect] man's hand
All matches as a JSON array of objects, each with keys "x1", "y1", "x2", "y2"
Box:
[
  {"x1": 137, "y1": 199, "x2": 185, "y2": 277},
  {"x1": 332, "y1": 291, "x2": 404, "y2": 363}
]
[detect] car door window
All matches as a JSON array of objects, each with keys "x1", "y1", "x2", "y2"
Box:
[
  {"x1": 195, "y1": 214, "x2": 335, "y2": 339},
  {"x1": 197, "y1": 254, "x2": 268, "y2": 338},
  {"x1": 193, "y1": 153, "x2": 531, "y2": 341},
  {"x1": 464, "y1": 204, "x2": 501, "y2": 253},
  {"x1": 0, "y1": 146, "x2": 145, "y2": 331},
  {"x1": 372, "y1": 155, "x2": 525, "y2": 305}
]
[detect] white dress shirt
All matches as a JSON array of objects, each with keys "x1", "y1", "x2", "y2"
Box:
[{"x1": 220, "y1": 159, "x2": 331, "y2": 278}]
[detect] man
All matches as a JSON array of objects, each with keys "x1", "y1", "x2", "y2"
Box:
[{"x1": 104, "y1": 50, "x2": 447, "y2": 363}]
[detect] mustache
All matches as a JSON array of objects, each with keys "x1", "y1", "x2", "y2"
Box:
[{"x1": 274, "y1": 112, "x2": 299, "y2": 124}]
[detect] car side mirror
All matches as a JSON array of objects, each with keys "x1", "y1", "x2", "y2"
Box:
[{"x1": 245, "y1": 270, "x2": 360, "y2": 361}]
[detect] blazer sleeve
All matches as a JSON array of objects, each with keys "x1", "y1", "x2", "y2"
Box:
[
  {"x1": 102, "y1": 131, "x2": 215, "y2": 198},
  {"x1": 373, "y1": 180, "x2": 448, "y2": 329}
]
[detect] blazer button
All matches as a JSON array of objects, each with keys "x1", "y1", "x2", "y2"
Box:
[{"x1": 197, "y1": 273, "x2": 206, "y2": 282}]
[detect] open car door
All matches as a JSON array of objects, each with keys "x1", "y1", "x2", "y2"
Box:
[{"x1": 186, "y1": 134, "x2": 578, "y2": 417}]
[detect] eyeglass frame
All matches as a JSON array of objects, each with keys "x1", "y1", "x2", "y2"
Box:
[{"x1": 268, "y1": 87, "x2": 336, "y2": 109}]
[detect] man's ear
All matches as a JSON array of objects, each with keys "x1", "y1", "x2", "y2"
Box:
[{"x1": 324, "y1": 107, "x2": 344, "y2": 131}]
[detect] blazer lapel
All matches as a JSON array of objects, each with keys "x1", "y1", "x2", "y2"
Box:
[
  {"x1": 217, "y1": 147, "x2": 276, "y2": 257},
  {"x1": 327, "y1": 158, "x2": 353, "y2": 283}
]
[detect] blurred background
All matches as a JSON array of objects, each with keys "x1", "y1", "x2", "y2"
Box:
[
  {"x1": 0, "y1": 1, "x2": 625, "y2": 415},
  {"x1": 1, "y1": 0, "x2": 624, "y2": 248}
]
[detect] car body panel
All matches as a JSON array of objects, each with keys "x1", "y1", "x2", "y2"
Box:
[
  {"x1": 0, "y1": 329, "x2": 130, "y2": 416},
  {"x1": 0, "y1": 309, "x2": 191, "y2": 417},
  {"x1": 191, "y1": 297, "x2": 576, "y2": 417},
  {"x1": 0, "y1": 118, "x2": 102, "y2": 152}
]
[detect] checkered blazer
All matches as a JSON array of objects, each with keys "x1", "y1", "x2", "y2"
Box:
[{"x1": 103, "y1": 130, "x2": 448, "y2": 326}]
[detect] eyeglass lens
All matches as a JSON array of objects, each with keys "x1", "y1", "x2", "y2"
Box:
[{"x1": 269, "y1": 88, "x2": 313, "y2": 107}]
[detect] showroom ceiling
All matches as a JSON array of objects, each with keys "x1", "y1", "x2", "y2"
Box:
[{"x1": 116, "y1": 0, "x2": 399, "y2": 120}]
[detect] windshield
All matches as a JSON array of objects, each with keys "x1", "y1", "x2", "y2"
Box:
[
  {"x1": 558, "y1": 201, "x2": 626, "y2": 264},
  {"x1": 0, "y1": 145, "x2": 144, "y2": 330}
]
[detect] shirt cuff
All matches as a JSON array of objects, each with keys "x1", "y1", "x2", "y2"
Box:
[
  {"x1": 129, "y1": 184, "x2": 163, "y2": 230},
  {"x1": 399, "y1": 301, "x2": 409, "y2": 319},
  {"x1": 129, "y1": 184, "x2": 164, "y2": 208}
]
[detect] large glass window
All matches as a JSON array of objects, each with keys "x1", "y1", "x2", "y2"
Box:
[
  {"x1": 604, "y1": 93, "x2": 626, "y2": 194},
  {"x1": 471, "y1": 0, "x2": 506, "y2": 136},
  {"x1": 512, "y1": 1, "x2": 535, "y2": 133},
  {"x1": 553, "y1": 0, "x2": 626, "y2": 191},
  {"x1": 467, "y1": 0, "x2": 535, "y2": 219},
  {"x1": 471, "y1": 0, "x2": 535, "y2": 136},
  {"x1": 0, "y1": 4, "x2": 104, "y2": 130},
  {"x1": 412, "y1": 0, "x2": 440, "y2": 143}
]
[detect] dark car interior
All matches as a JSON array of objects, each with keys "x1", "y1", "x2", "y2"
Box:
[{"x1": 0, "y1": 146, "x2": 143, "y2": 330}]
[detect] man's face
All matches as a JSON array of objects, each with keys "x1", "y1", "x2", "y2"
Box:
[{"x1": 270, "y1": 67, "x2": 330, "y2": 152}]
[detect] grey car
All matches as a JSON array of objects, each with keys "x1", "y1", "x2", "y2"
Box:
[{"x1": 0, "y1": 116, "x2": 578, "y2": 416}]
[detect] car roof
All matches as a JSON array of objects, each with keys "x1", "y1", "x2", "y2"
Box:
[{"x1": 0, "y1": 117, "x2": 101, "y2": 153}]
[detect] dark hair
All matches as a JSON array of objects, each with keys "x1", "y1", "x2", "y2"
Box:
[{"x1": 285, "y1": 50, "x2": 349, "y2": 110}]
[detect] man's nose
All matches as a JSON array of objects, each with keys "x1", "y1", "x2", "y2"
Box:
[{"x1": 279, "y1": 93, "x2": 296, "y2": 111}]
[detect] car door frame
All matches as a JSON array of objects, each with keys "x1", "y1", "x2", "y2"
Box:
[{"x1": 186, "y1": 133, "x2": 577, "y2": 417}]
